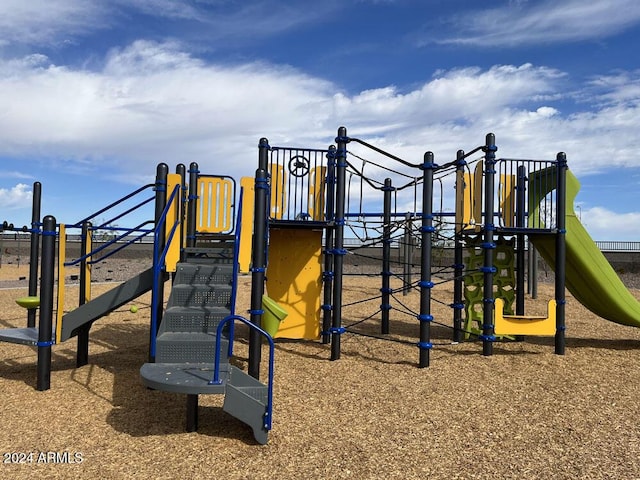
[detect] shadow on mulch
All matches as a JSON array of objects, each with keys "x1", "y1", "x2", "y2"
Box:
[{"x1": 65, "y1": 323, "x2": 260, "y2": 444}]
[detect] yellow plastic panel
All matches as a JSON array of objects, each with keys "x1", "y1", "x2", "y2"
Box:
[
  {"x1": 308, "y1": 166, "x2": 326, "y2": 221},
  {"x1": 266, "y1": 227, "x2": 322, "y2": 340},
  {"x1": 84, "y1": 228, "x2": 92, "y2": 301},
  {"x1": 472, "y1": 161, "x2": 483, "y2": 226},
  {"x1": 455, "y1": 161, "x2": 483, "y2": 233},
  {"x1": 56, "y1": 224, "x2": 66, "y2": 343},
  {"x1": 500, "y1": 174, "x2": 515, "y2": 228},
  {"x1": 270, "y1": 165, "x2": 286, "y2": 220},
  {"x1": 197, "y1": 176, "x2": 233, "y2": 233},
  {"x1": 494, "y1": 298, "x2": 556, "y2": 336},
  {"x1": 164, "y1": 173, "x2": 182, "y2": 273},
  {"x1": 238, "y1": 177, "x2": 255, "y2": 274}
]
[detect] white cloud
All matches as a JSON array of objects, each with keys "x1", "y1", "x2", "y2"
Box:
[
  {"x1": 427, "y1": 0, "x2": 640, "y2": 47},
  {"x1": 580, "y1": 207, "x2": 640, "y2": 241},
  {"x1": 0, "y1": 184, "x2": 33, "y2": 211},
  {"x1": 2, "y1": 44, "x2": 640, "y2": 182},
  {"x1": 0, "y1": 41, "x2": 336, "y2": 182},
  {"x1": 1, "y1": 42, "x2": 640, "y2": 235},
  {"x1": 0, "y1": 0, "x2": 107, "y2": 47}
]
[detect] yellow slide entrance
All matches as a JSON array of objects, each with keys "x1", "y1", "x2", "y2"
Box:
[{"x1": 265, "y1": 227, "x2": 323, "y2": 340}]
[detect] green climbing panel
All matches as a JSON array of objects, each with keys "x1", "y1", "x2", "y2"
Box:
[{"x1": 462, "y1": 236, "x2": 515, "y2": 339}]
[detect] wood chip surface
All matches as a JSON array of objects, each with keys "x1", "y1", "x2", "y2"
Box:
[{"x1": 1, "y1": 261, "x2": 640, "y2": 479}]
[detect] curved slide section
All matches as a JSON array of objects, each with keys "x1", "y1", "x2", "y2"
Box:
[{"x1": 529, "y1": 170, "x2": 640, "y2": 327}]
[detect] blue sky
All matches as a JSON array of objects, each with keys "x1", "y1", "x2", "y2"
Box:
[{"x1": 1, "y1": 0, "x2": 640, "y2": 240}]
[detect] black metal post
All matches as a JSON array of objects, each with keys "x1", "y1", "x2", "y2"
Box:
[
  {"x1": 76, "y1": 220, "x2": 91, "y2": 367},
  {"x1": 176, "y1": 163, "x2": 187, "y2": 262},
  {"x1": 515, "y1": 165, "x2": 526, "y2": 316},
  {"x1": 528, "y1": 239, "x2": 538, "y2": 299},
  {"x1": 330, "y1": 127, "x2": 348, "y2": 361},
  {"x1": 27, "y1": 182, "x2": 41, "y2": 328},
  {"x1": 555, "y1": 152, "x2": 567, "y2": 355},
  {"x1": 248, "y1": 139, "x2": 270, "y2": 378},
  {"x1": 149, "y1": 163, "x2": 168, "y2": 361},
  {"x1": 186, "y1": 394, "x2": 198, "y2": 432},
  {"x1": 322, "y1": 146, "x2": 336, "y2": 344},
  {"x1": 37, "y1": 215, "x2": 56, "y2": 391},
  {"x1": 453, "y1": 150, "x2": 465, "y2": 343},
  {"x1": 481, "y1": 134, "x2": 497, "y2": 356},
  {"x1": 381, "y1": 178, "x2": 393, "y2": 334},
  {"x1": 419, "y1": 152, "x2": 435, "y2": 368},
  {"x1": 186, "y1": 162, "x2": 199, "y2": 249}
]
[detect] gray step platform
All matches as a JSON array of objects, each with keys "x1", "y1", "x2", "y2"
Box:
[
  {"x1": 174, "y1": 264, "x2": 233, "y2": 286},
  {"x1": 0, "y1": 327, "x2": 40, "y2": 346},
  {"x1": 155, "y1": 332, "x2": 229, "y2": 363},
  {"x1": 183, "y1": 247, "x2": 234, "y2": 264},
  {"x1": 169, "y1": 285, "x2": 232, "y2": 308},
  {"x1": 140, "y1": 362, "x2": 230, "y2": 395},
  {"x1": 140, "y1": 362, "x2": 269, "y2": 444},
  {"x1": 162, "y1": 306, "x2": 231, "y2": 333}
]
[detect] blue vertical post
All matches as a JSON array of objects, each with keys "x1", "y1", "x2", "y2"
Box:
[
  {"x1": 453, "y1": 150, "x2": 465, "y2": 343},
  {"x1": 419, "y1": 151, "x2": 435, "y2": 368},
  {"x1": 481, "y1": 134, "x2": 497, "y2": 356},
  {"x1": 330, "y1": 127, "x2": 348, "y2": 361},
  {"x1": 27, "y1": 182, "x2": 42, "y2": 328},
  {"x1": 322, "y1": 146, "x2": 336, "y2": 344},
  {"x1": 37, "y1": 215, "x2": 56, "y2": 391},
  {"x1": 381, "y1": 178, "x2": 393, "y2": 334},
  {"x1": 402, "y1": 213, "x2": 412, "y2": 295},
  {"x1": 555, "y1": 152, "x2": 567, "y2": 355},
  {"x1": 248, "y1": 138, "x2": 270, "y2": 378}
]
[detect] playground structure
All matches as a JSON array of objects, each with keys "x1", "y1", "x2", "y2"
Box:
[{"x1": 2, "y1": 126, "x2": 640, "y2": 445}]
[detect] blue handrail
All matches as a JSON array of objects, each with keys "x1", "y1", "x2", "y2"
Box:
[
  {"x1": 209, "y1": 314, "x2": 275, "y2": 431},
  {"x1": 64, "y1": 221, "x2": 154, "y2": 267},
  {"x1": 149, "y1": 183, "x2": 182, "y2": 357},
  {"x1": 225, "y1": 187, "x2": 245, "y2": 359},
  {"x1": 69, "y1": 183, "x2": 155, "y2": 228}
]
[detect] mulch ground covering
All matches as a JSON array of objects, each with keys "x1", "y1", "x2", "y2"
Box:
[{"x1": 1, "y1": 263, "x2": 640, "y2": 479}]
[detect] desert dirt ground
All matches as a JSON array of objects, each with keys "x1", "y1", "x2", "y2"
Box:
[{"x1": 1, "y1": 262, "x2": 640, "y2": 479}]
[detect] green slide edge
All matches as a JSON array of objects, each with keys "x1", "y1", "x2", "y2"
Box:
[{"x1": 528, "y1": 169, "x2": 640, "y2": 328}]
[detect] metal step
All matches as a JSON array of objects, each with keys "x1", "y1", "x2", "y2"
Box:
[
  {"x1": 161, "y1": 306, "x2": 231, "y2": 333},
  {"x1": 223, "y1": 367, "x2": 269, "y2": 445},
  {"x1": 155, "y1": 332, "x2": 229, "y2": 364},
  {"x1": 139, "y1": 362, "x2": 269, "y2": 444},
  {"x1": 0, "y1": 327, "x2": 39, "y2": 346},
  {"x1": 140, "y1": 362, "x2": 230, "y2": 395},
  {"x1": 183, "y1": 247, "x2": 234, "y2": 264},
  {"x1": 168, "y1": 284, "x2": 232, "y2": 309},
  {"x1": 174, "y1": 263, "x2": 233, "y2": 286}
]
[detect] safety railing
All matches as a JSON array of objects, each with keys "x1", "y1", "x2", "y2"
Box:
[
  {"x1": 497, "y1": 158, "x2": 559, "y2": 231},
  {"x1": 268, "y1": 147, "x2": 329, "y2": 222}
]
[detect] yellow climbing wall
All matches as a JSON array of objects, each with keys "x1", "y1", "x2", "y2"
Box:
[{"x1": 266, "y1": 227, "x2": 322, "y2": 340}]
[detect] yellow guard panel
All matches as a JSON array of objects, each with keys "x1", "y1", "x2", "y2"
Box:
[
  {"x1": 266, "y1": 227, "x2": 322, "y2": 340},
  {"x1": 238, "y1": 177, "x2": 255, "y2": 274},
  {"x1": 494, "y1": 297, "x2": 556, "y2": 336}
]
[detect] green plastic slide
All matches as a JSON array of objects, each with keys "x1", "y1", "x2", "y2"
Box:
[{"x1": 528, "y1": 168, "x2": 640, "y2": 328}]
